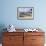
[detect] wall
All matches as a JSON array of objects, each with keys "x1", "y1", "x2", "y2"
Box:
[
  {"x1": 0, "y1": 0, "x2": 46, "y2": 29},
  {"x1": 0, "y1": 0, "x2": 46, "y2": 30},
  {"x1": 0, "y1": 0, "x2": 46, "y2": 44}
]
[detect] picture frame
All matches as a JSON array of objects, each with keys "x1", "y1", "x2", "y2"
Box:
[{"x1": 17, "y1": 7, "x2": 34, "y2": 20}]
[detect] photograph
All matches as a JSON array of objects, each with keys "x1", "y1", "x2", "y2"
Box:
[{"x1": 17, "y1": 7, "x2": 34, "y2": 20}]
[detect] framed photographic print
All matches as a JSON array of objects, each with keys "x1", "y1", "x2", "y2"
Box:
[{"x1": 17, "y1": 7, "x2": 34, "y2": 20}]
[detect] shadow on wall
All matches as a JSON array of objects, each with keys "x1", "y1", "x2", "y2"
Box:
[{"x1": 0, "y1": 24, "x2": 7, "y2": 43}]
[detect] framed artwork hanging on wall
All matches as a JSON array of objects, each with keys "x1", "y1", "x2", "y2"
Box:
[{"x1": 17, "y1": 7, "x2": 34, "y2": 20}]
